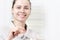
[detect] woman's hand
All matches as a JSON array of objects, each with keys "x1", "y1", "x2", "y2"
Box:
[
  {"x1": 7, "y1": 26, "x2": 26, "y2": 40},
  {"x1": 7, "y1": 27, "x2": 20, "y2": 40}
]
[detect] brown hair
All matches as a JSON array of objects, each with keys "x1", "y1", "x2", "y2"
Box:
[{"x1": 12, "y1": 0, "x2": 31, "y2": 8}]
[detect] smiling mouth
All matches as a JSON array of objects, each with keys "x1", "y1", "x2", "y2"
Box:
[{"x1": 17, "y1": 13, "x2": 26, "y2": 18}]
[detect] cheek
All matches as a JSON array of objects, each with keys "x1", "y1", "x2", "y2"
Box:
[
  {"x1": 26, "y1": 10, "x2": 31, "y2": 15},
  {"x1": 13, "y1": 9, "x2": 18, "y2": 13},
  {"x1": 12, "y1": 9, "x2": 18, "y2": 16}
]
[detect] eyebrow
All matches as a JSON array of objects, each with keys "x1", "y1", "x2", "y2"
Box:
[
  {"x1": 24, "y1": 6, "x2": 29, "y2": 7},
  {"x1": 16, "y1": 5, "x2": 29, "y2": 7}
]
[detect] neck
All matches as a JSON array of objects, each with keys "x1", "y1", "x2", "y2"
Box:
[{"x1": 13, "y1": 19, "x2": 26, "y2": 29}]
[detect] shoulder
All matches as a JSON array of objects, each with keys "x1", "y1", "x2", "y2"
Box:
[{"x1": 27, "y1": 29, "x2": 41, "y2": 40}]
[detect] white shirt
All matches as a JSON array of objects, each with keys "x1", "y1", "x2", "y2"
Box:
[{"x1": 0, "y1": 21, "x2": 41, "y2": 40}]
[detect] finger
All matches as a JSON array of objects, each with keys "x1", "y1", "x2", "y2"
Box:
[{"x1": 12, "y1": 30, "x2": 20, "y2": 37}]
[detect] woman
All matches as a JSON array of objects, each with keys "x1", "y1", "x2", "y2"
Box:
[{"x1": 6, "y1": 0, "x2": 40, "y2": 40}]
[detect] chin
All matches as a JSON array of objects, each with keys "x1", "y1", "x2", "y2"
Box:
[{"x1": 17, "y1": 18, "x2": 26, "y2": 22}]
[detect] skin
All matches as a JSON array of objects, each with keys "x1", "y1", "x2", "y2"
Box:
[
  {"x1": 12, "y1": 0, "x2": 31, "y2": 22},
  {"x1": 7, "y1": 0, "x2": 31, "y2": 40}
]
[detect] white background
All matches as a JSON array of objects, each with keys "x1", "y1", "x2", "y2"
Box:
[
  {"x1": 45, "y1": 0, "x2": 60, "y2": 40},
  {"x1": 0, "y1": 0, "x2": 60, "y2": 40}
]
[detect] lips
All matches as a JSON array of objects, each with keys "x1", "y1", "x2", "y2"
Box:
[{"x1": 17, "y1": 13, "x2": 26, "y2": 18}]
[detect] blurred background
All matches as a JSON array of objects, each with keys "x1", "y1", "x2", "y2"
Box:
[{"x1": 0, "y1": 0, "x2": 47, "y2": 40}]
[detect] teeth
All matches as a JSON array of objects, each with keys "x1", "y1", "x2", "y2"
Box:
[
  {"x1": 17, "y1": 13, "x2": 26, "y2": 17},
  {"x1": 19, "y1": 14, "x2": 26, "y2": 18}
]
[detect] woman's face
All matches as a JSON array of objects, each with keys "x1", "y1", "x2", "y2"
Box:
[{"x1": 12, "y1": 0, "x2": 31, "y2": 22}]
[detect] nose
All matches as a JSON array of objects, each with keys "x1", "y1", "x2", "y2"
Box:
[{"x1": 20, "y1": 8, "x2": 25, "y2": 13}]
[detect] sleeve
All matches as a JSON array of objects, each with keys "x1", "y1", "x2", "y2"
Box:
[
  {"x1": 30, "y1": 31, "x2": 43, "y2": 40},
  {"x1": 36, "y1": 33, "x2": 43, "y2": 40},
  {"x1": 36, "y1": 34, "x2": 41, "y2": 40}
]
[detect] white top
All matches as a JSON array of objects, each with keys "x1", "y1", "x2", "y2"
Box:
[{"x1": 0, "y1": 21, "x2": 41, "y2": 40}]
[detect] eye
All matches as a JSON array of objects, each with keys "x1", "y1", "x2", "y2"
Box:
[
  {"x1": 17, "y1": 6, "x2": 21, "y2": 9},
  {"x1": 24, "y1": 7, "x2": 29, "y2": 9},
  {"x1": 24, "y1": 6, "x2": 29, "y2": 10}
]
